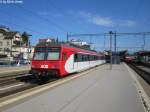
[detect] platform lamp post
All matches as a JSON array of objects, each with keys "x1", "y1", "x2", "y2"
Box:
[{"x1": 109, "y1": 31, "x2": 113, "y2": 70}]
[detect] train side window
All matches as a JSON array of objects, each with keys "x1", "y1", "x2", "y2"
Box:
[
  {"x1": 88, "y1": 55, "x2": 90, "y2": 61},
  {"x1": 85, "y1": 55, "x2": 88, "y2": 61},
  {"x1": 89, "y1": 55, "x2": 92, "y2": 61},
  {"x1": 92, "y1": 55, "x2": 94, "y2": 61},
  {"x1": 94, "y1": 56, "x2": 97, "y2": 60},
  {"x1": 98, "y1": 56, "x2": 101, "y2": 60},
  {"x1": 75, "y1": 54, "x2": 91, "y2": 62},
  {"x1": 96, "y1": 56, "x2": 98, "y2": 60},
  {"x1": 74, "y1": 54, "x2": 78, "y2": 62},
  {"x1": 78, "y1": 54, "x2": 82, "y2": 62},
  {"x1": 82, "y1": 55, "x2": 85, "y2": 61}
]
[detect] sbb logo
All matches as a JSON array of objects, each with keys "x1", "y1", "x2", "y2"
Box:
[{"x1": 40, "y1": 65, "x2": 48, "y2": 68}]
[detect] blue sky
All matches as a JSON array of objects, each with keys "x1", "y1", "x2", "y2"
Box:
[{"x1": 0, "y1": 0, "x2": 150, "y2": 51}]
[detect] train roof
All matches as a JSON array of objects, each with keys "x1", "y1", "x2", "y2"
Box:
[{"x1": 35, "y1": 42, "x2": 102, "y2": 56}]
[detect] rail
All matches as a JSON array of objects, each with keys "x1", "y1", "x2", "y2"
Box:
[{"x1": 127, "y1": 63, "x2": 150, "y2": 85}]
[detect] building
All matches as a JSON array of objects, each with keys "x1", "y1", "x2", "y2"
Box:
[
  {"x1": 70, "y1": 39, "x2": 91, "y2": 50},
  {"x1": 39, "y1": 38, "x2": 57, "y2": 43},
  {"x1": 0, "y1": 26, "x2": 22, "y2": 56},
  {"x1": 70, "y1": 39, "x2": 89, "y2": 46},
  {"x1": 12, "y1": 46, "x2": 34, "y2": 60}
]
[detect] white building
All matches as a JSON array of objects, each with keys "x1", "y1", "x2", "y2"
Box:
[
  {"x1": 70, "y1": 39, "x2": 89, "y2": 46},
  {"x1": 0, "y1": 26, "x2": 22, "y2": 56}
]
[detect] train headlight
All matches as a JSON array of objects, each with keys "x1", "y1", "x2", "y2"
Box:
[{"x1": 31, "y1": 65, "x2": 35, "y2": 68}]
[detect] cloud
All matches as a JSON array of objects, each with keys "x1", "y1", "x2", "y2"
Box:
[
  {"x1": 79, "y1": 11, "x2": 114, "y2": 27},
  {"x1": 92, "y1": 16, "x2": 114, "y2": 27},
  {"x1": 119, "y1": 20, "x2": 136, "y2": 27},
  {"x1": 79, "y1": 11, "x2": 136, "y2": 27},
  {"x1": 37, "y1": 11, "x2": 63, "y2": 17}
]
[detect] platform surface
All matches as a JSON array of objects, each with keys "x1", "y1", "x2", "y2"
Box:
[{"x1": 2, "y1": 64, "x2": 145, "y2": 112}]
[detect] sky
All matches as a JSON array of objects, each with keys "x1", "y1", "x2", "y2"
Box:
[{"x1": 0, "y1": 0, "x2": 150, "y2": 52}]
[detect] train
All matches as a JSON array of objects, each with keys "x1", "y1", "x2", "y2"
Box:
[
  {"x1": 124, "y1": 51, "x2": 150, "y2": 64},
  {"x1": 124, "y1": 56, "x2": 136, "y2": 63},
  {"x1": 31, "y1": 42, "x2": 105, "y2": 79}
]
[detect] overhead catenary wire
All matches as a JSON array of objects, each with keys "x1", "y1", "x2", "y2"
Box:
[
  {"x1": 67, "y1": 32, "x2": 150, "y2": 51},
  {"x1": 0, "y1": 10, "x2": 50, "y2": 36},
  {"x1": 68, "y1": 32, "x2": 150, "y2": 37},
  {"x1": 46, "y1": 0, "x2": 90, "y2": 33},
  {"x1": 16, "y1": 5, "x2": 68, "y2": 33},
  {"x1": 0, "y1": 19, "x2": 48, "y2": 36}
]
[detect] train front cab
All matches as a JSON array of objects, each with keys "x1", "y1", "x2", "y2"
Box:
[{"x1": 31, "y1": 46, "x2": 64, "y2": 78}]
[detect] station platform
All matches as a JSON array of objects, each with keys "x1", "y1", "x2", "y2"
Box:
[
  {"x1": 1, "y1": 63, "x2": 149, "y2": 112},
  {"x1": 0, "y1": 65, "x2": 30, "y2": 77}
]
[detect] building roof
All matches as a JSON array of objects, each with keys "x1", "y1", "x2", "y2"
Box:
[
  {"x1": 0, "y1": 26, "x2": 9, "y2": 32},
  {"x1": 4, "y1": 32, "x2": 19, "y2": 39},
  {"x1": 0, "y1": 28, "x2": 8, "y2": 34},
  {"x1": 0, "y1": 27, "x2": 20, "y2": 39}
]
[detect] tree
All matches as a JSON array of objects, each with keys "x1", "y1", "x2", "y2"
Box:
[
  {"x1": 21, "y1": 32, "x2": 29, "y2": 46},
  {"x1": 13, "y1": 40, "x2": 21, "y2": 46}
]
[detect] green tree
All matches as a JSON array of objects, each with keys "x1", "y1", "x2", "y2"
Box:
[{"x1": 22, "y1": 32, "x2": 29, "y2": 46}]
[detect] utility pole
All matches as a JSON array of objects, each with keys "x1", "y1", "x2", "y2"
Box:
[
  {"x1": 143, "y1": 34, "x2": 146, "y2": 51},
  {"x1": 10, "y1": 38, "x2": 12, "y2": 57},
  {"x1": 89, "y1": 36, "x2": 92, "y2": 45},
  {"x1": 67, "y1": 32, "x2": 69, "y2": 42},
  {"x1": 114, "y1": 32, "x2": 117, "y2": 64},
  {"x1": 20, "y1": 37, "x2": 22, "y2": 54},
  {"x1": 109, "y1": 31, "x2": 113, "y2": 70},
  {"x1": 104, "y1": 34, "x2": 106, "y2": 50}
]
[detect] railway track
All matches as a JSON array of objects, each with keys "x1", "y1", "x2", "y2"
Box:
[
  {"x1": 0, "y1": 77, "x2": 17, "y2": 86},
  {"x1": 0, "y1": 74, "x2": 40, "y2": 98},
  {"x1": 0, "y1": 74, "x2": 35, "y2": 86},
  {"x1": 127, "y1": 63, "x2": 150, "y2": 85},
  {"x1": 0, "y1": 72, "x2": 66, "y2": 98}
]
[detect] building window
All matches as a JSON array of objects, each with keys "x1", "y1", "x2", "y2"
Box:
[
  {"x1": 7, "y1": 41, "x2": 10, "y2": 46},
  {"x1": 0, "y1": 41, "x2": 3, "y2": 46}
]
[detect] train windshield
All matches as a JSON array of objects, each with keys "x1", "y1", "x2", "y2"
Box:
[
  {"x1": 33, "y1": 47, "x2": 60, "y2": 60},
  {"x1": 47, "y1": 48, "x2": 60, "y2": 60},
  {"x1": 34, "y1": 47, "x2": 46, "y2": 60}
]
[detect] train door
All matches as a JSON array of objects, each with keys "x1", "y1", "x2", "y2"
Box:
[
  {"x1": 61, "y1": 52, "x2": 67, "y2": 73},
  {"x1": 74, "y1": 53, "x2": 78, "y2": 70},
  {"x1": 71, "y1": 51, "x2": 75, "y2": 70},
  {"x1": 62, "y1": 50, "x2": 74, "y2": 73}
]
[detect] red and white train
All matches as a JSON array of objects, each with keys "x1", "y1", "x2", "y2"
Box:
[{"x1": 31, "y1": 43, "x2": 105, "y2": 79}]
